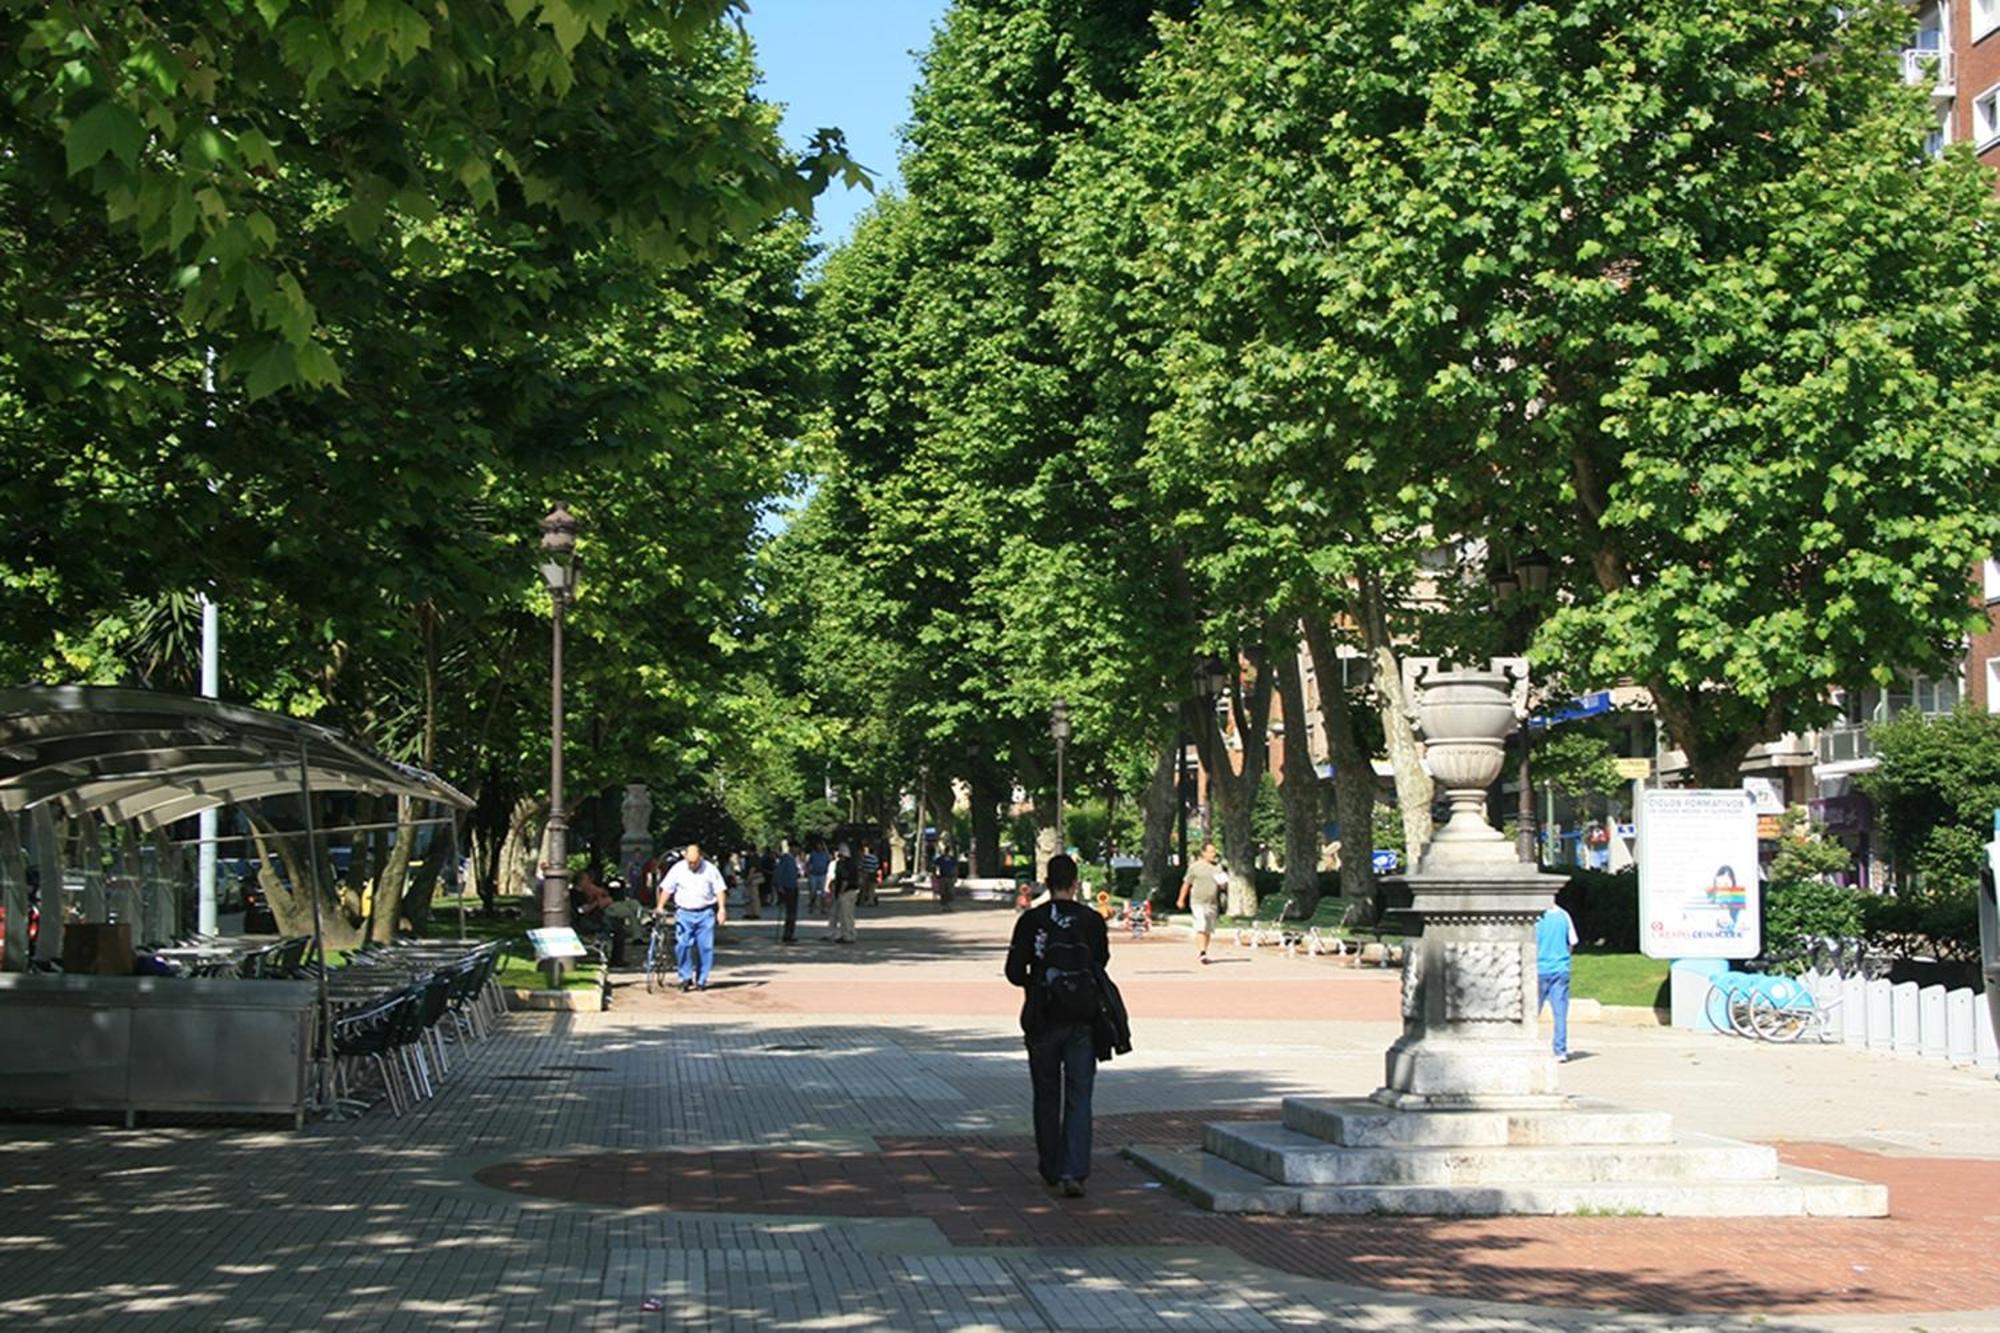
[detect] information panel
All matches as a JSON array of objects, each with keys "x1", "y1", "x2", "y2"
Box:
[
  {"x1": 526, "y1": 927, "x2": 587, "y2": 961},
  {"x1": 1638, "y1": 788, "x2": 1760, "y2": 960}
]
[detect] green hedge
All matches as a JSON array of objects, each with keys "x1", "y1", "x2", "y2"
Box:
[{"x1": 1560, "y1": 868, "x2": 1639, "y2": 953}]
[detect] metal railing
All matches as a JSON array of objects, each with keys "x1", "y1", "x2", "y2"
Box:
[{"x1": 1902, "y1": 47, "x2": 1953, "y2": 93}]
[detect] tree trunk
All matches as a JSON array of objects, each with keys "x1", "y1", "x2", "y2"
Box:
[
  {"x1": 1360, "y1": 570, "x2": 1432, "y2": 863},
  {"x1": 499, "y1": 795, "x2": 540, "y2": 899},
  {"x1": 1653, "y1": 684, "x2": 1758, "y2": 788},
  {"x1": 1189, "y1": 642, "x2": 1271, "y2": 919},
  {"x1": 368, "y1": 796, "x2": 417, "y2": 944},
  {"x1": 1302, "y1": 607, "x2": 1378, "y2": 910},
  {"x1": 969, "y1": 767, "x2": 1002, "y2": 878},
  {"x1": 246, "y1": 812, "x2": 362, "y2": 950},
  {"x1": 1272, "y1": 638, "x2": 1324, "y2": 916},
  {"x1": 400, "y1": 831, "x2": 448, "y2": 935},
  {"x1": 1138, "y1": 736, "x2": 1177, "y2": 899}
]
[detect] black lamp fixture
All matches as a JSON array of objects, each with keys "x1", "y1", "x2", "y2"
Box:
[{"x1": 1515, "y1": 548, "x2": 1553, "y2": 595}]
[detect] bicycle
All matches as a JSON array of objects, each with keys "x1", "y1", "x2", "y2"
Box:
[
  {"x1": 641, "y1": 912, "x2": 672, "y2": 995},
  {"x1": 1702, "y1": 971, "x2": 1768, "y2": 1038},
  {"x1": 1747, "y1": 973, "x2": 1844, "y2": 1043},
  {"x1": 1704, "y1": 969, "x2": 1843, "y2": 1042}
]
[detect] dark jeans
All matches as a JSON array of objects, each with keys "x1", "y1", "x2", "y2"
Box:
[
  {"x1": 1027, "y1": 1022, "x2": 1096, "y2": 1184},
  {"x1": 779, "y1": 888, "x2": 799, "y2": 941}
]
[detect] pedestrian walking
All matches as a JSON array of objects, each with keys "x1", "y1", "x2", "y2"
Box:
[
  {"x1": 656, "y1": 842, "x2": 728, "y2": 992},
  {"x1": 741, "y1": 848, "x2": 763, "y2": 920},
  {"x1": 773, "y1": 838, "x2": 802, "y2": 944},
  {"x1": 1005, "y1": 854, "x2": 1112, "y2": 1198},
  {"x1": 1176, "y1": 841, "x2": 1224, "y2": 965},
  {"x1": 934, "y1": 844, "x2": 957, "y2": 912},
  {"x1": 857, "y1": 840, "x2": 880, "y2": 907},
  {"x1": 806, "y1": 839, "x2": 831, "y2": 913},
  {"x1": 1536, "y1": 896, "x2": 1579, "y2": 1061},
  {"x1": 825, "y1": 842, "x2": 859, "y2": 943}
]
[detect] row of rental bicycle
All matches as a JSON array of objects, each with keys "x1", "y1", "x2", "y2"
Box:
[{"x1": 1702, "y1": 937, "x2": 1879, "y2": 1043}]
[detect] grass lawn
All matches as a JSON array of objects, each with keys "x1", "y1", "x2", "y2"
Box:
[
  {"x1": 495, "y1": 953, "x2": 602, "y2": 992},
  {"x1": 1570, "y1": 951, "x2": 1669, "y2": 1009}
]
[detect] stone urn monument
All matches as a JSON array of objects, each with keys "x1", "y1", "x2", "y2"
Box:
[
  {"x1": 619, "y1": 783, "x2": 654, "y2": 874},
  {"x1": 1132, "y1": 659, "x2": 1887, "y2": 1217},
  {"x1": 1381, "y1": 657, "x2": 1567, "y2": 1108}
]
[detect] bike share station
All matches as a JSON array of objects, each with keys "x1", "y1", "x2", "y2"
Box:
[
  {"x1": 1649, "y1": 788, "x2": 1775, "y2": 1032},
  {"x1": 1662, "y1": 790, "x2": 2000, "y2": 1066}
]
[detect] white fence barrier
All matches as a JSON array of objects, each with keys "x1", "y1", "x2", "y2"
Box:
[{"x1": 1797, "y1": 967, "x2": 1996, "y2": 1073}]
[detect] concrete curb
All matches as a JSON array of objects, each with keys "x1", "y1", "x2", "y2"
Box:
[{"x1": 506, "y1": 987, "x2": 597, "y2": 1012}]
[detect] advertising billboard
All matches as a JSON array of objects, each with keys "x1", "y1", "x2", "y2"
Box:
[{"x1": 1638, "y1": 788, "x2": 1760, "y2": 960}]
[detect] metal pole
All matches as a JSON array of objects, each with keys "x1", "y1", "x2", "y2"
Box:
[
  {"x1": 542, "y1": 587, "x2": 569, "y2": 988},
  {"x1": 296, "y1": 740, "x2": 334, "y2": 1114},
  {"x1": 1516, "y1": 732, "x2": 1537, "y2": 865},
  {"x1": 1176, "y1": 732, "x2": 1189, "y2": 870},
  {"x1": 449, "y1": 809, "x2": 466, "y2": 941},
  {"x1": 1055, "y1": 738, "x2": 1066, "y2": 858},
  {"x1": 198, "y1": 595, "x2": 219, "y2": 933}
]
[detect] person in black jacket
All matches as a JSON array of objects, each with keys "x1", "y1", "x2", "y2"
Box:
[{"x1": 1005, "y1": 854, "x2": 1111, "y2": 1198}]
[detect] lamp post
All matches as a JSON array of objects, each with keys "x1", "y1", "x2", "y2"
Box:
[
  {"x1": 1050, "y1": 699, "x2": 1071, "y2": 856},
  {"x1": 538, "y1": 502, "x2": 580, "y2": 986},
  {"x1": 967, "y1": 739, "x2": 983, "y2": 878},
  {"x1": 1493, "y1": 549, "x2": 1552, "y2": 864}
]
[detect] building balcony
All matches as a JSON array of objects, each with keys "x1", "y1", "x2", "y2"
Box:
[
  {"x1": 1816, "y1": 723, "x2": 1875, "y2": 769},
  {"x1": 1902, "y1": 47, "x2": 1954, "y2": 96}
]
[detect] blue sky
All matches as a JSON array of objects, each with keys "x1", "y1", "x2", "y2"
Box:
[{"x1": 738, "y1": 0, "x2": 949, "y2": 247}]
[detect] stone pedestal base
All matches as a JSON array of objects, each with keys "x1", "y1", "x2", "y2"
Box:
[{"x1": 1130, "y1": 1096, "x2": 1888, "y2": 1217}]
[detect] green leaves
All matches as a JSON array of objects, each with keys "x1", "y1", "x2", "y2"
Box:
[
  {"x1": 64, "y1": 100, "x2": 146, "y2": 174},
  {"x1": 9, "y1": 1, "x2": 849, "y2": 398}
]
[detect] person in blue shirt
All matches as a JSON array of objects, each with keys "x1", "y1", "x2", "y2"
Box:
[
  {"x1": 805, "y1": 841, "x2": 832, "y2": 914},
  {"x1": 773, "y1": 839, "x2": 802, "y2": 944},
  {"x1": 1535, "y1": 899, "x2": 1580, "y2": 1062}
]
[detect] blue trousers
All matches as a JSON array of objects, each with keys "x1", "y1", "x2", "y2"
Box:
[
  {"x1": 675, "y1": 908, "x2": 716, "y2": 985},
  {"x1": 1537, "y1": 970, "x2": 1570, "y2": 1057},
  {"x1": 1027, "y1": 1023, "x2": 1096, "y2": 1184}
]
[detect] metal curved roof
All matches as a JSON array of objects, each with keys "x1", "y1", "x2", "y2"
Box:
[{"x1": 0, "y1": 686, "x2": 472, "y2": 828}]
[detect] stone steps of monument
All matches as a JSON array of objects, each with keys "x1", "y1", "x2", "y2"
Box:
[
  {"x1": 1127, "y1": 1144, "x2": 1890, "y2": 1218},
  {"x1": 1281, "y1": 1096, "x2": 1675, "y2": 1148},
  {"x1": 1205, "y1": 1120, "x2": 1776, "y2": 1187}
]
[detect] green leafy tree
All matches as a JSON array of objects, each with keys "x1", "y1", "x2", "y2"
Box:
[
  {"x1": 1852, "y1": 708, "x2": 2000, "y2": 960},
  {"x1": 1761, "y1": 810, "x2": 1866, "y2": 969}
]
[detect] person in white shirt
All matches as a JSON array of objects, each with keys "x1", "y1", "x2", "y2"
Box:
[{"x1": 656, "y1": 843, "x2": 728, "y2": 992}]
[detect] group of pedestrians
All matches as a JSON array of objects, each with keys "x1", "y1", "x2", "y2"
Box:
[{"x1": 640, "y1": 835, "x2": 895, "y2": 991}]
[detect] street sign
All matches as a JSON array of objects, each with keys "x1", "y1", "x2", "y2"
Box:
[
  {"x1": 1638, "y1": 788, "x2": 1759, "y2": 960},
  {"x1": 1613, "y1": 757, "x2": 1652, "y2": 781},
  {"x1": 1371, "y1": 849, "x2": 1401, "y2": 873}
]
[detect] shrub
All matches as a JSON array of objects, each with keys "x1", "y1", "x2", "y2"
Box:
[
  {"x1": 1763, "y1": 878, "x2": 1866, "y2": 968},
  {"x1": 1863, "y1": 883, "x2": 1981, "y2": 963},
  {"x1": 1560, "y1": 867, "x2": 1638, "y2": 952}
]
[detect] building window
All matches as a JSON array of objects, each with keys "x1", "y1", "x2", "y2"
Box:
[
  {"x1": 1989, "y1": 660, "x2": 2000, "y2": 714},
  {"x1": 1975, "y1": 84, "x2": 2000, "y2": 149},
  {"x1": 1977, "y1": 0, "x2": 2000, "y2": 42},
  {"x1": 1984, "y1": 557, "x2": 2000, "y2": 602}
]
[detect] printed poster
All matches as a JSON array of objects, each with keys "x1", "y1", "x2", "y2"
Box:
[{"x1": 1637, "y1": 788, "x2": 1760, "y2": 960}]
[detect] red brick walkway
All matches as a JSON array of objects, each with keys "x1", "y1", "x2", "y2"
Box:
[{"x1": 474, "y1": 1110, "x2": 2000, "y2": 1317}]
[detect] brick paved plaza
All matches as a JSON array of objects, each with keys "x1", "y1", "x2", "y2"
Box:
[{"x1": 2, "y1": 892, "x2": 1997, "y2": 1331}]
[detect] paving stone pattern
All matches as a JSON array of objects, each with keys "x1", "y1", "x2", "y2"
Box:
[{"x1": 1, "y1": 896, "x2": 1997, "y2": 1330}]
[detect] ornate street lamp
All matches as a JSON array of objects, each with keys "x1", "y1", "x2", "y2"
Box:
[
  {"x1": 538, "y1": 502, "x2": 580, "y2": 985},
  {"x1": 1514, "y1": 548, "x2": 1553, "y2": 595},
  {"x1": 1050, "y1": 698, "x2": 1071, "y2": 856}
]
